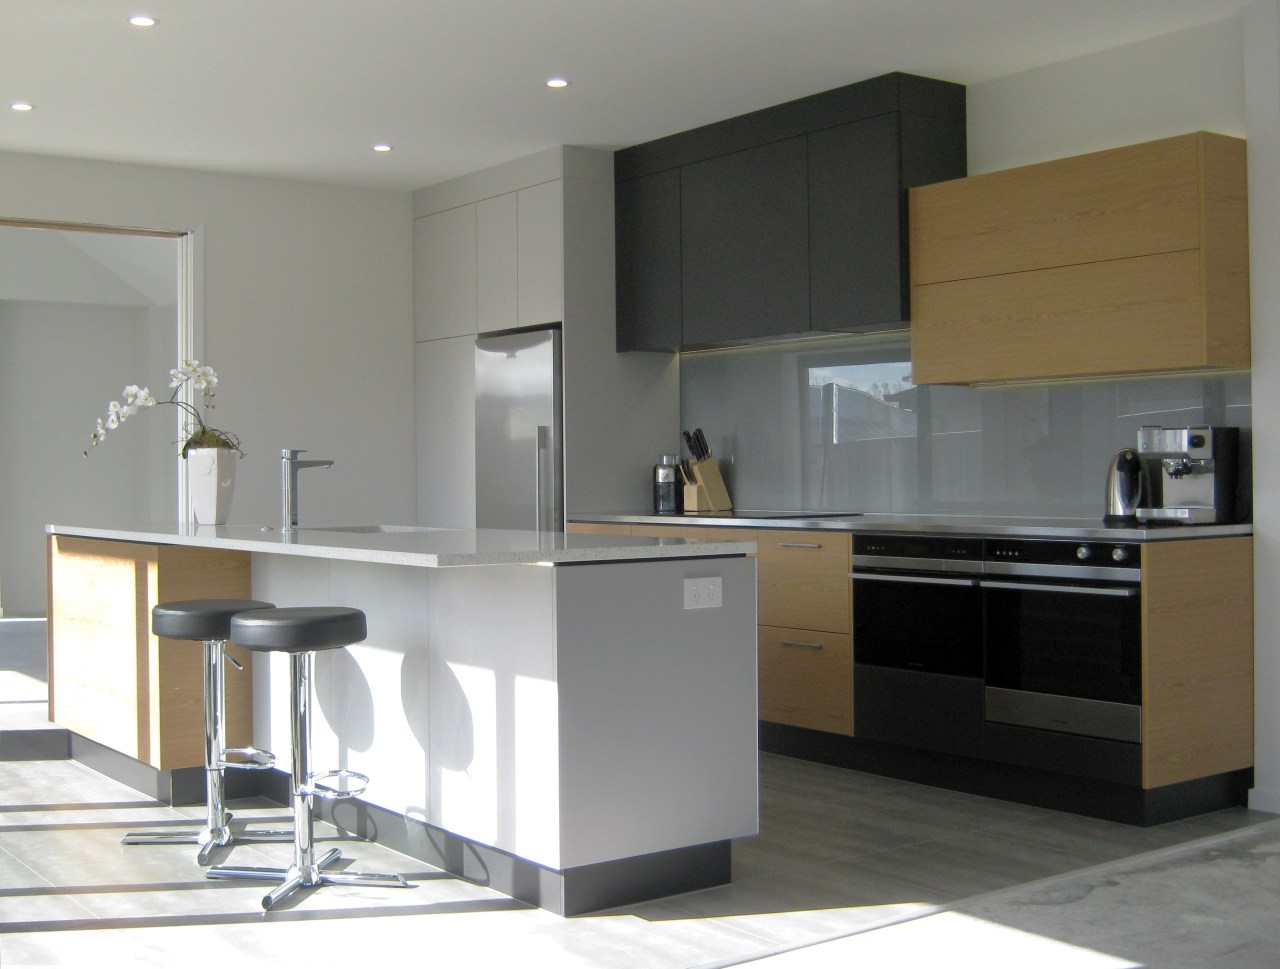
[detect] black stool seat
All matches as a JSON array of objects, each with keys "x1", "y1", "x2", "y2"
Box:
[
  {"x1": 123, "y1": 597, "x2": 288, "y2": 863},
  {"x1": 208, "y1": 602, "x2": 409, "y2": 909},
  {"x1": 231, "y1": 607, "x2": 367, "y2": 653},
  {"x1": 153, "y1": 599, "x2": 274, "y2": 642}
]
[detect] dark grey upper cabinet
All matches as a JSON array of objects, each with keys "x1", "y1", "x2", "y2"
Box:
[
  {"x1": 616, "y1": 169, "x2": 681, "y2": 352},
  {"x1": 681, "y1": 137, "x2": 809, "y2": 347},
  {"x1": 614, "y1": 72, "x2": 966, "y2": 352},
  {"x1": 808, "y1": 114, "x2": 903, "y2": 331}
]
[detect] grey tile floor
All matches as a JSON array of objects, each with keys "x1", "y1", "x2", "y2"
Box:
[{"x1": 3, "y1": 618, "x2": 1277, "y2": 967}]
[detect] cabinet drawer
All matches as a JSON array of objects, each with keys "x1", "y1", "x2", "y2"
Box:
[
  {"x1": 757, "y1": 530, "x2": 851, "y2": 632},
  {"x1": 567, "y1": 522, "x2": 633, "y2": 536},
  {"x1": 910, "y1": 134, "x2": 1202, "y2": 285},
  {"x1": 910, "y1": 249, "x2": 1248, "y2": 384},
  {"x1": 758, "y1": 626, "x2": 853, "y2": 736},
  {"x1": 631, "y1": 524, "x2": 755, "y2": 549}
]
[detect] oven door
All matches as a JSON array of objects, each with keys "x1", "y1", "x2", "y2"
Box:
[
  {"x1": 853, "y1": 571, "x2": 983, "y2": 676},
  {"x1": 983, "y1": 577, "x2": 1142, "y2": 743}
]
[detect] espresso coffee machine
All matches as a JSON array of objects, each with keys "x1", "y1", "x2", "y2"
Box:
[{"x1": 1135, "y1": 425, "x2": 1240, "y2": 524}]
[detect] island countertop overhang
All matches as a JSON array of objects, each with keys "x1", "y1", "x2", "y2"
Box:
[{"x1": 45, "y1": 521, "x2": 756, "y2": 568}]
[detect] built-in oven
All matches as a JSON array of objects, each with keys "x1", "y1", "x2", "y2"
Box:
[
  {"x1": 852, "y1": 533, "x2": 984, "y2": 675},
  {"x1": 982, "y1": 538, "x2": 1142, "y2": 743},
  {"x1": 851, "y1": 533, "x2": 986, "y2": 754}
]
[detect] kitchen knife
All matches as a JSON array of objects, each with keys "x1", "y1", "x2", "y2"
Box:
[
  {"x1": 694, "y1": 428, "x2": 711, "y2": 459},
  {"x1": 683, "y1": 430, "x2": 699, "y2": 459}
]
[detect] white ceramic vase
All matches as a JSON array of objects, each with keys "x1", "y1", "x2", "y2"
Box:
[{"x1": 187, "y1": 447, "x2": 238, "y2": 525}]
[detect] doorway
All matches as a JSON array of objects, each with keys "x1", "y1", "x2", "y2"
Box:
[{"x1": 0, "y1": 221, "x2": 190, "y2": 726}]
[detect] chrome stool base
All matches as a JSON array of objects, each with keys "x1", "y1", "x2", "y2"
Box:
[
  {"x1": 209, "y1": 847, "x2": 410, "y2": 911},
  {"x1": 123, "y1": 814, "x2": 294, "y2": 866},
  {"x1": 206, "y1": 608, "x2": 412, "y2": 910},
  {"x1": 121, "y1": 609, "x2": 287, "y2": 864}
]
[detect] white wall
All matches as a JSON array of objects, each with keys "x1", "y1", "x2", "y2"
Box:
[
  {"x1": 0, "y1": 300, "x2": 151, "y2": 613},
  {"x1": 968, "y1": 13, "x2": 1280, "y2": 811},
  {"x1": 1244, "y1": 0, "x2": 1280, "y2": 813},
  {"x1": 968, "y1": 15, "x2": 1245, "y2": 174},
  {"x1": 0, "y1": 151, "x2": 416, "y2": 534}
]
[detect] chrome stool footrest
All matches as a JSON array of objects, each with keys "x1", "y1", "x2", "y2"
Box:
[
  {"x1": 219, "y1": 746, "x2": 276, "y2": 770},
  {"x1": 208, "y1": 606, "x2": 413, "y2": 909},
  {"x1": 302, "y1": 769, "x2": 369, "y2": 799}
]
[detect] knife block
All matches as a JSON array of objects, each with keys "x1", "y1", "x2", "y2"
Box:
[{"x1": 684, "y1": 457, "x2": 732, "y2": 513}]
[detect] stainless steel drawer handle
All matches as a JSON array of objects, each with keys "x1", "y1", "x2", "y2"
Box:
[
  {"x1": 849, "y1": 572, "x2": 980, "y2": 588},
  {"x1": 981, "y1": 580, "x2": 1139, "y2": 598},
  {"x1": 777, "y1": 542, "x2": 823, "y2": 549},
  {"x1": 779, "y1": 640, "x2": 824, "y2": 650}
]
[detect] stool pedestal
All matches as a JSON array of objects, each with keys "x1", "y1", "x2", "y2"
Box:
[
  {"x1": 206, "y1": 607, "x2": 411, "y2": 910},
  {"x1": 122, "y1": 599, "x2": 291, "y2": 864}
]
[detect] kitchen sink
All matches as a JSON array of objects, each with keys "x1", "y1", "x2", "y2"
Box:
[{"x1": 303, "y1": 524, "x2": 440, "y2": 534}]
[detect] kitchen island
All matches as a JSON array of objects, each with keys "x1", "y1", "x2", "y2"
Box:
[{"x1": 46, "y1": 522, "x2": 759, "y2": 915}]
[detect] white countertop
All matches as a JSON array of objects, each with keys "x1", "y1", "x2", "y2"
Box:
[
  {"x1": 574, "y1": 511, "x2": 1254, "y2": 541},
  {"x1": 47, "y1": 521, "x2": 756, "y2": 568}
]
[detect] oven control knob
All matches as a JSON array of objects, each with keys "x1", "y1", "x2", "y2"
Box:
[
  {"x1": 1076, "y1": 545, "x2": 1092, "y2": 561},
  {"x1": 1112, "y1": 547, "x2": 1130, "y2": 563}
]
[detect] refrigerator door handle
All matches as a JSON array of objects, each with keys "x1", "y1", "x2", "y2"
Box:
[{"x1": 535, "y1": 425, "x2": 550, "y2": 533}]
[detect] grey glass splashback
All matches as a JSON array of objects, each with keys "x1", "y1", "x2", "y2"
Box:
[{"x1": 680, "y1": 334, "x2": 1252, "y2": 518}]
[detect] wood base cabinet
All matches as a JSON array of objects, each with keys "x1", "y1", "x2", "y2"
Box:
[
  {"x1": 47, "y1": 536, "x2": 254, "y2": 770},
  {"x1": 602, "y1": 523, "x2": 856, "y2": 736},
  {"x1": 910, "y1": 132, "x2": 1249, "y2": 383},
  {"x1": 759, "y1": 626, "x2": 852, "y2": 736},
  {"x1": 1142, "y1": 536, "x2": 1253, "y2": 789}
]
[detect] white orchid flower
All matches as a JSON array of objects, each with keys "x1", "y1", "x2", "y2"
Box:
[{"x1": 87, "y1": 361, "x2": 238, "y2": 459}]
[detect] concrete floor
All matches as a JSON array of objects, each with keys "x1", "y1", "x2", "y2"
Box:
[{"x1": 3, "y1": 618, "x2": 1277, "y2": 967}]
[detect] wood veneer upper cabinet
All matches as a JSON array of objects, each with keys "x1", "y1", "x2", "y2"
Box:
[
  {"x1": 1141, "y1": 536, "x2": 1253, "y2": 790},
  {"x1": 909, "y1": 132, "x2": 1249, "y2": 384}
]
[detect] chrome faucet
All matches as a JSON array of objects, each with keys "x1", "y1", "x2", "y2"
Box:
[{"x1": 280, "y1": 449, "x2": 333, "y2": 533}]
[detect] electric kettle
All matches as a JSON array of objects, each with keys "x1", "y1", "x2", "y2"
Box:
[{"x1": 1104, "y1": 448, "x2": 1143, "y2": 524}]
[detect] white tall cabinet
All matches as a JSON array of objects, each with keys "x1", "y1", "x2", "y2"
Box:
[{"x1": 413, "y1": 147, "x2": 679, "y2": 526}]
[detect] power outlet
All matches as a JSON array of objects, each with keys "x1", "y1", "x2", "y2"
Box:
[{"x1": 683, "y1": 576, "x2": 723, "y2": 610}]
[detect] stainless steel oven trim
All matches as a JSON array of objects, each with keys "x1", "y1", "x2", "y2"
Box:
[
  {"x1": 985, "y1": 686, "x2": 1142, "y2": 744},
  {"x1": 851, "y1": 572, "x2": 980, "y2": 588},
  {"x1": 983, "y1": 560, "x2": 1140, "y2": 583},
  {"x1": 852, "y1": 554, "x2": 983, "y2": 574},
  {"x1": 982, "y1": 580, "x2": 1139, "y2": 597}
]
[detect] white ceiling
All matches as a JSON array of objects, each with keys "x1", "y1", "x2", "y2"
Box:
[{"x1": 0, "y1": 0, "x2": 1251, "y2": 193}]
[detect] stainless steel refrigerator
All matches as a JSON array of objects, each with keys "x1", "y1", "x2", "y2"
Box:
[{"x1": 474, "y1": 325, "x2": 564, "y2": 532}]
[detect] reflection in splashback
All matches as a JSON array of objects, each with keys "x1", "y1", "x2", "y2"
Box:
[{"x1": 680, "y1": 334, "x2": 1252, "y2": 519}]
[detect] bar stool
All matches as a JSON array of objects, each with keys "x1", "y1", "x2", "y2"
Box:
[
  {"x1": 123, "y1": 599, "x2": 290, "y2": 864},
  {"x1": 206, "y1": 606, "x2": 411, "y2": 910}
]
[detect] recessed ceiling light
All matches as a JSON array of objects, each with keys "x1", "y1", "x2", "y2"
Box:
[
  {"x1": 546, "y1": 77, "x2": 570, "y2": 89},
  {"x1": 129, "y1": 15, "x2": 157, "y2": 27},
  {"x1": 10, "y1": 102, "x2": 34, "y2": 112},
  {"x1": 373, "y1": 144, "x2": 393, "y2": 153}
]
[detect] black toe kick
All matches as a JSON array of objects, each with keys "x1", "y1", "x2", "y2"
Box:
[
  {"x1": 759, "y1": 721, "x2": 1252, "y2": 827},
  {"x1": 312, "y1": 791, "x2": 732, "y2": 916}
]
